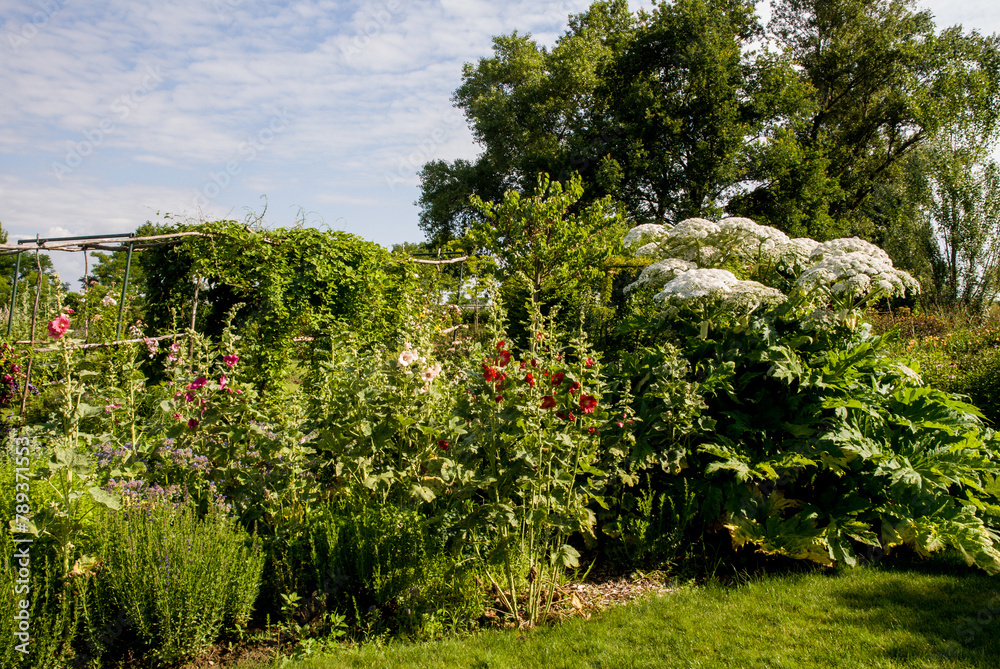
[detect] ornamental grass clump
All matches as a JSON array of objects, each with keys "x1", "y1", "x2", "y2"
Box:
[{"x1": 88, "y1": 502, "x2": 264, "y2": 666}]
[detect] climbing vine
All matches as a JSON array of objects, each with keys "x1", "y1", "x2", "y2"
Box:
[{"x1": 140, "y1": 220, "x2": 414, "y2": 391}]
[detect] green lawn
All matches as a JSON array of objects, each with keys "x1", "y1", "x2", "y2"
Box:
[{"x1": 260, "y1": 566, "x2": 999, "y2": 669}]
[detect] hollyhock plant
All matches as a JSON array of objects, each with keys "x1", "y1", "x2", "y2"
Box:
[
  {"x1": 47, "y1": 314, "x2": 71, "y2": 339},
  {"x1": 187, "y1": 377, "x2": 208, "y2": 390}
]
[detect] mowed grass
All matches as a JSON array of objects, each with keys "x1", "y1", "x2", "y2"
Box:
[{"x1": 265, "y1": 565, "x2": 999, "y2": 669}]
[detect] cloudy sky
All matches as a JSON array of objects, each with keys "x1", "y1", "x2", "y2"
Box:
[{"x1": 1, "y1": 0, "x2": 997, "y2": 283}]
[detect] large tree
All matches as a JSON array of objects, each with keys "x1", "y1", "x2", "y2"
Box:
[
  {"x1": 417, "y1": 0, "x2": 637, "y2": 245},
  {"x1": 735, "y1": 0, "x2": 1000, "y2": 238},
  {"x1": 600, "y1": 0, "x2": 769, "y2": 224}
]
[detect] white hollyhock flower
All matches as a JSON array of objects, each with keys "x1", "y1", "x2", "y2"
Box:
[
  {"x1": 398, "y1": 345, "x2": 419, "y2": 367},
  {"x1": 624, "y1": 258, "x2": 697, "y2": 294},
  {"x1": 623, "y1": 223, "x2": 669, "y2": 249}
]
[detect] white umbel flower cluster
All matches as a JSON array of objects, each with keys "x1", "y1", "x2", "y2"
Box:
[
  {"x1": 623, "y1": 223, "x2": 670, "y2": 249},
  {"x1": 716, "y1": 217, "x2": 790, "y2": 260},
  {"x1": 654, "y1": 269, "x2": 787, "y2": 312},
  {"x1": 623, "y1": 215, "x2": 917, "y2": 311},
  {"x1": 634, "y1": 242, "x2": 662, "y2": 257},
  {"x1": 809, "y1": 237, "x2": 891, "y2": 264},
  {"x1": 774, "y1": 238, "x2": 821, "y2": 274},
  {"x1": 654, "y1": 269, "x2": 740, "y2": 301},
  {"x1": 795, "y1": 251, "x2": 919, "y2": 299},
  {"x1": 624, "y1": 258, "x2": 697, "y2": 295}
]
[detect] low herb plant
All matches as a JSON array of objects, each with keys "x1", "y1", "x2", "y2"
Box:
[{"x1": 88, "y1": 501, "x2": 265, "y2": 666}]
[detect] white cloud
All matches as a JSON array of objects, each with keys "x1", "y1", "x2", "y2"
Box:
[{"x1": 1, "y1": 0, "x2": 995, "y2": 286}]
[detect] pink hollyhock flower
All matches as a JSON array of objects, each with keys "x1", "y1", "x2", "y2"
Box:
[
  {"x1": 579, "y1": 395, "x2": 597, "y2": 414},
  {"x1": 223, "y1": 354, "x2": 239, "y2": 367},
  {"x1": 47, "y1": 314, "x2": 71, "y2": 339},
  {"x1": 186, "y1": 377, "x2": 207, "y2": 390},
  {"x1": 187, "y1": 418, "x2": 199, "y2": 429},
  {"x1": 541, "y1": 396, "x2": 556, "y2": 410},
  {"x1": 184, "y1": 392, "x2": 195, "y2": 403},
  {"x1": 65, "y1": 308, "x2": 75, "y2": 313},
  {"x1": 220, "y1": 374, "x2": 227, "y2": 390},
  {"x1": 173, "y1": 412, "x2": 182, "y2": 420}
]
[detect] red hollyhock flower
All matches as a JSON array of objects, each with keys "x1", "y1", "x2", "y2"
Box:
[
  {"x1": 498, "y1": 350, "x2": 512, "y2": 367},
  {"x1": 568, "y1": 381, "x2": 581, "y2": 394},
  {"x1": 568, "y1": 411, "x2": 576, "y2": 421},
  {"x1": 525, "y1": 372, "x2": 535, "y2": 388},
  {"x1": 551, "y1": 372, "x2": 565, "y2": 386},
  {"x1": 187, "y1": 376, "x2": 208, "y2": 390},
  {"x1": 585, "y1": 357, "x2": 594, "y2": 367},
  {"x1": 541, "y1": 395, "x2": 556, "y2": 409},
  {"x1": 483, "y1": 365, "x2": 499, "y2": 382},
  {"x1": 579, "y1": 394, "x2": 597, "y2": 414},
  {"x1": 437, "y1": 440, "x2": 450, "y2": 451},
  {"x1": 495, "y1": 395, "x2": 504, "y2": 403},
  {"x1": 588, "y1": 427, "x2": 598, "y2": 434},
  {"x1": 496, "y1": 340, "x2": 506, "y2": 350}
]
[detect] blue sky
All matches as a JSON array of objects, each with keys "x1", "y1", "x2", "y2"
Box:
[{"x1": 1, "y1": 0, "x2": 997, "y2": 283}]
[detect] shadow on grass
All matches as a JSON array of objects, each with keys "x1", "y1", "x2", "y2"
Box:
[{"x1": 829, "y1": 568, "x2": 1000, "y2": 668}]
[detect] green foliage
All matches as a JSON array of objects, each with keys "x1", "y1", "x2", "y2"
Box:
[
  {"x1": 627, "y1": 302, "x2": 1000, "y2": 572},
  {"x1": 139, "y1": 219, "x2": 413, "y2": 392},
  {"x1": 88, "y1": 502, "x2": 264, "y2": 666}
]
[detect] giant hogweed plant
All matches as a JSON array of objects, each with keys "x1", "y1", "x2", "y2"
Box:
[{"x1": 622, "y1": 217, "x2": 1000, "y2": 573}]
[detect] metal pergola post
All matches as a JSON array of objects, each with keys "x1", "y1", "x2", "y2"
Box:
[
  {"x1": 115, "y1": 235, "x2": 136, "y2": 339},
  {"x1": 6, "y1": 250, "x2": 22, "y2": 338}
]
